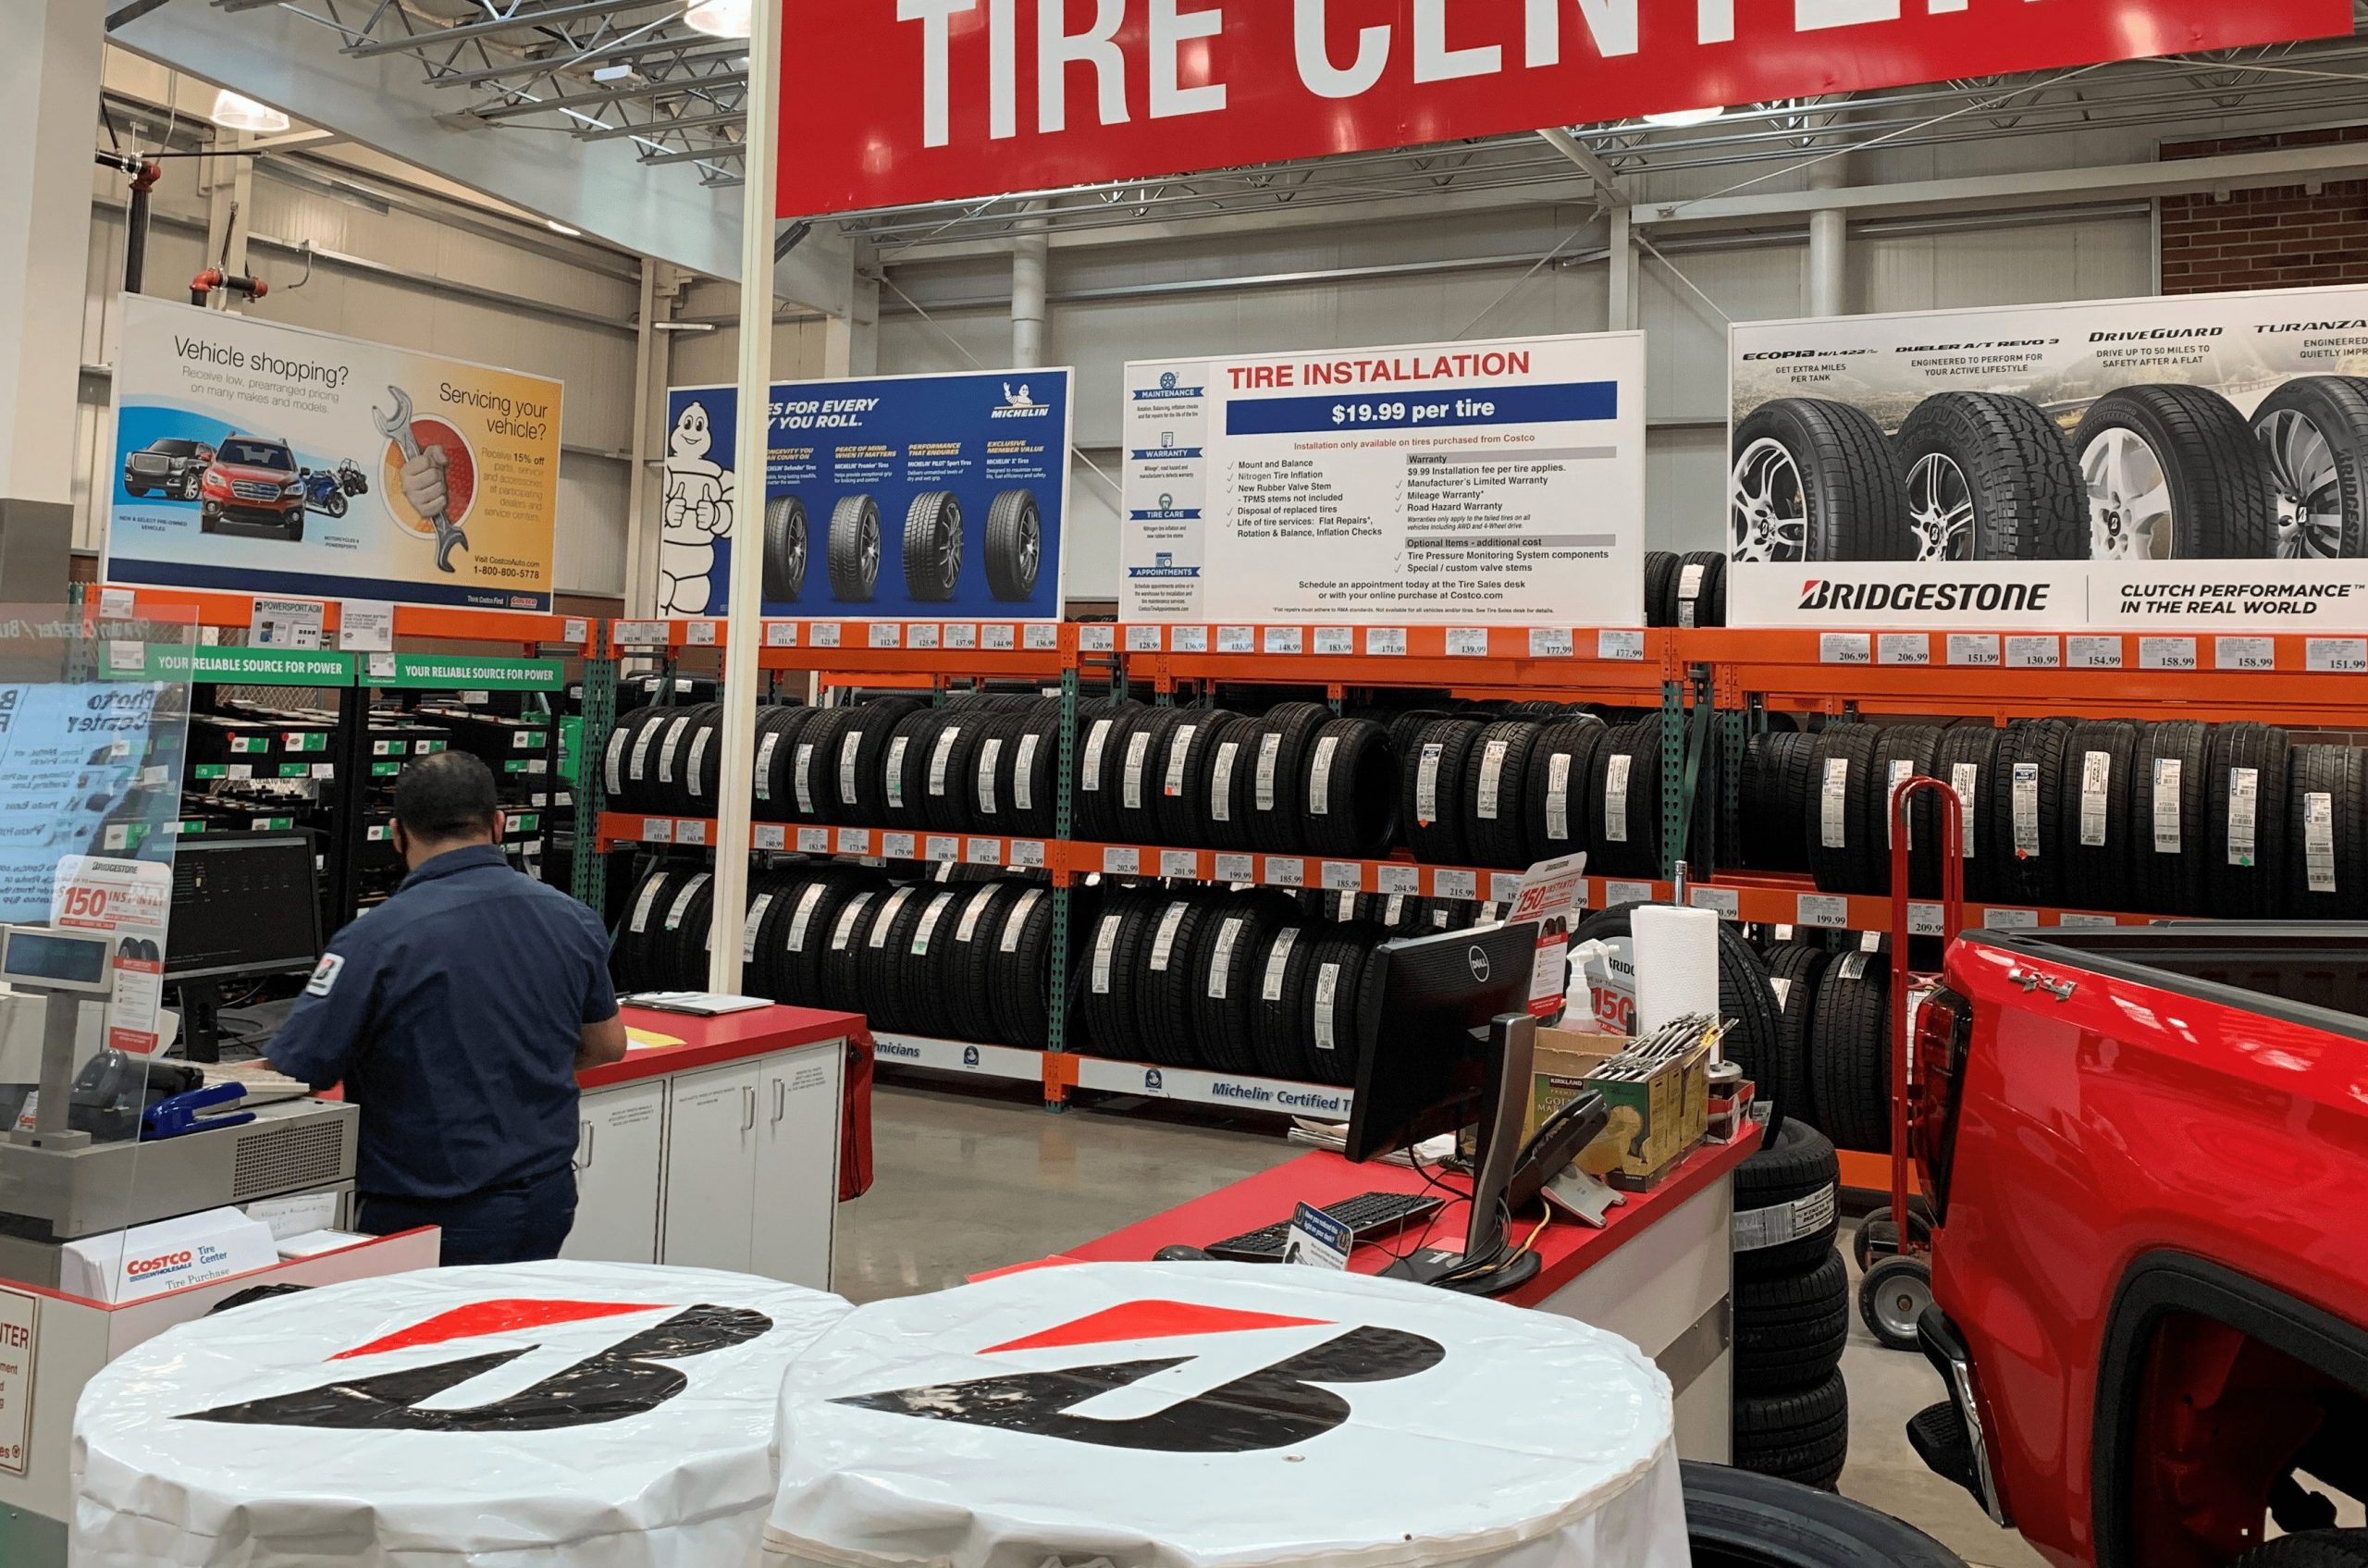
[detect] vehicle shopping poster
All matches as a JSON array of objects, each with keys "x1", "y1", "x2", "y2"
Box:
[
  {"x1": 1121, "y1": 332, "x2": 1646, "y2": 624},
  {"x1": 105, "y1": 296, "x2": 562, "y2": 611},
  {"x1": 1730, "y1": 281, "x2": 2368, "y2": 631},
  {"x1": 660, "y1": 368, "x2": 1073, "y2": 619}
]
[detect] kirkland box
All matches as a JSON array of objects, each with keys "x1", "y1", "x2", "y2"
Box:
[{"x1": 1529, "y1": 1029, "x2": 1711, "y2": 1188}]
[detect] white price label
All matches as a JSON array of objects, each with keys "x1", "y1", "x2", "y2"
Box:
[
  {"x1": 1322, "y1": 861, "x2": 1363, "y2": 892},
  {"x1": 2005, "y1": 636, "x2": 2062, "y2": 670},
  {"x1": 753, "y1": 824, "x2": 787, "y2": 851},
  {"x1": 2139, "y1": 637, "x2": 2197, "y2": 671},
  {"x1": 2013, "y1": 762, "x2": 2041, "y2": 857},
  {"x1": 1948, "y1": 634, "x2": 2002, "y2": 667},
  {"x1": 1689, "y1": 887, "x2": 1741, "y2": 920},
  {"x1": 2079, "y1": 750, "x2": 2112, "y2": 848},
  {"x1": 837, "y1": 829, "x2": 872, "y2": 856},
  {"x1": 1162, "y1": 849, "x2": 1199, "y2": 878},
  {"x1": 926, "y1": 835, "x2": 961, "y2": 863},
  {"x1": 1172, "y1": 624, "x2": 1210, "y2": 652},
  {"x1": 810, "y1": 623, "x2": 843, "y2": 648},
  {"x1": 868, "y1": 623, "x2": 903, "y2": 648},
  {"x1": 1908, "y1": 902, "x2": 1945, "y2": 938},
  {"x1": 1010, "y1": 840, "x2": 1047, "y2": 868},
  {"x1": 1795, "y1": 894, "x2": 1848, "y2": 929},
  {"x1": 1820, "y1": 758, "x2": 1852, "y2": 850},
  {"x1": 2228, "y1": 767, "x2": 2260, "y2": 867},
  {"x1": 1127, "y1": 624, "x2": 1165, "y2": 652},
  {"x1": 1984, "y1": 907, "x2": 2040, "y2": 930},
  {"x1": 796, "y1": 826, "x2": 830, "y2": 853},
  {"x1": 2310, "y1": 637, "x2": 2368, "y2": 673},
  {"x1": 2306, "y1": 790, "x2": 2337, "y2": 893},
  {"x1": 2216, "y1": 636, "x2": 2276, "y2": 672},
  {"x1": 1214, "y1": 853, "x2": 1255, "y2": 883},
  {"x1": 1528, "y1": 627, "x2": 1574, "y2": 659},
  {"x1": 684, "y1": 620, "x2": 718, "y2": 647},
  {"x1": 1432, "y1": 869, "x2": 1478, "y2": 901},
  {"x1": 944, "y1": 623, "x2": 977, "y2": 649},
  {"x1": 907, "y1": 623, "x2": 942, "y2": 650},
  {"x1": 1079, "y1": 625, "x2": 1117, "y2": 652},
  {"x1": 2152, "y1": 758, "x2": 2183, "y2": 854},
  {"x1": 968, "y1": 838, "x2": 1004, "y2": 866},
  {"x1": 2058, "y1": 912, "x2": 2120, "y2": 930},
  {"x1": 1216, "y1": 626, "x2": 1255, "y2": 653},
  {"x1": 1104, "y1": 846, "x2": 1141, "y2": 875},
  {"x1": 1314, "y1": 626, "x2": 1353, "y2": 654},
  {"x1": 1597, "y1": 629, "x2": 1646, "y2": 661},
  {"x1": 1489, "y1": 871, "x2": 1525, "y2": 905},
  {"x1": 764, "y1": 622, "x2": 799, "y2": 648},
  {"x1": 1023, "y1": 623, "x2": 1058, "y2": 650},
  {"x1": 1879, "y1": 633, "x2": 1930, "y2": 666},
  {"x1": 641, "y1": 818, "x2": 675, "y2": 844},
  {"x1": 1606, "y1": 879, "x2": 1655, "y2": 907},
  {"x1": 1364, "y1": 627, "x2": 1408, "y2": 657},
  {"x1": 2068, "y1": 636, "x2": 2121, "y2": 670},
  {"x1": 1447, "y1": 628, "x2": 1490, "y2": 658},
  {"x1": 881, "y1": 832, "x2": 917, "y2": 860},
  {"x1": 1376, "y1": 863, "x2": 1421, "y2": 895},
  {"x1": 1263, "y1": 626, "x2": 1304, "y2": 655},
  {"x1": 1265, "y1": 858, "x2": 1307, "y2": 888},
  {"x1": 677, "y1": 821, "x2": 711, "y2": 846},
  {"x1": 616, "y1": 621, "x2": 667, "y2": 647},
  {"x1": 984, "y1": 624, "x2": 1018, "y2": 650},
  {"x1": 1819, "y1": 633, "x2": 1871, "y2": 666}
]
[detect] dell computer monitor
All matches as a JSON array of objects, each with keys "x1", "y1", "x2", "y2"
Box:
[
  {"x1": 1344, "y1": 919, "x2": 1540, "y2": 1164},
  {"x1": 166, "y1": 832, "x2": 324, "y2": 983}
]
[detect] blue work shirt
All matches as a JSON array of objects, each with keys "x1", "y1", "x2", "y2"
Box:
[{"x1": 270, "y1": 845, "x2": 618, "y2": 1201}]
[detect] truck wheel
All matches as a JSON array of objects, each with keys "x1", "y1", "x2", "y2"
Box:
[
  {"x1": 984, "y1": 488, "x2": 1042, "y2": 601},
  {"x1": 2074, "y1": 385, "x2": 2276, "y2": 560},
  {"x1": 2232, "y1": 1531, "x2": 2368, "y2": 1566},
  {"x1": 125, "y1": 484, "x2": 150, "y2": 499},
  {"x1": 763, "y1": 495, "x2": 808, "y2": 603},
  {"x1": 1732, "y1": 399, "x2": 1909, "y2": 563},
  {"x1": 1680, "y1": 1462, "x2": 1971, "y2": 1567},
  {"x1": 901, "y1": 490, "x2": 963, "y2": 602},
  {"x1": 1895, "y1": 392, "x2": 2084, "y2": 562},
  {"x1": 180, "y1": 472, "x2": 204, "y2": 500},
  {"x1": 827, "y1": 495, "x2": 882, "y2": 602},
  {"x1": 1858, "y1": 1253, "x2": 1932, "y2": 1352},
  {"x1": 2252, "y1": 376, "x2": 2368, "y2": 559}
]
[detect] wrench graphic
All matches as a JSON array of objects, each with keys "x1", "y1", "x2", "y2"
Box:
[{"x1": 373, "y1": 384, "x2": 468, "y2": 574}]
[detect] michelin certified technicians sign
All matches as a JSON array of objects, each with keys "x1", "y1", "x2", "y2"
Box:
[
  {"x1": 660, "y1": 370, "x2": 1071, "y2": 621},
  {"x1": 1123, "y1": 334, "x2": 1646, "y2": 624},
  {"x1": 1730, "y1": 282, "x2": 2368, "y2": 630}
]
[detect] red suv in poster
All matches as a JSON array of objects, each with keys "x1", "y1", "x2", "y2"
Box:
[{"x1": 198, "y1": 435, "x2": 307, "y2": 542}]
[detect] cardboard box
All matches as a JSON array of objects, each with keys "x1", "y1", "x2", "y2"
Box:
[{"x1": 1529, "y1": 1028, "x2": 1711, "y2": 1188}]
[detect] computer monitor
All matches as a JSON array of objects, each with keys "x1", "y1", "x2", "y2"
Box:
[
  {"x1": 166, "y1": 833, "x2": 324, "y2": 1062},
  {"x1": 1345, "y1": 920, "x2": 1544, "y2": 1295}
]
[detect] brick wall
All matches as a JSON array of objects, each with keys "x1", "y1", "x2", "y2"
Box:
[{"x1": 2160, "y1": 126, "x2": 2368, "y2": 295}]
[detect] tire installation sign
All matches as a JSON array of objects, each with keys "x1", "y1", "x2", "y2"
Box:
[
  {"x1": 105, "y1": 297, "x2": 563, "y2": 612},
  {"x1": 777, "y1": 1, "x2": 2348, "y2": 216},
  {"x1": 1122, "y1": 333, "x2": 1645, "y2": 624},
  {"x1": 1729, "y1": 282, "x2": 2368, "y2": 632},
  {"x1": 661, "y1": 370, "x2": 1072, "y2": 621}
]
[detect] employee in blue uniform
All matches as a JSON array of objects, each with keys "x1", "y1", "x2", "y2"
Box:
[{"x1": 270, "y1": 751, "x2": 627, "y2": 1265}]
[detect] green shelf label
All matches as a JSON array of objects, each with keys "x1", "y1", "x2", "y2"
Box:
[
  {"x1": 368, "y1": 655, "x2": 564, "y2": 692},
  {"x1": 191, "y1": 764, "x2": 227, "y2": 781},
  {"x1": 278, "y1": 763, "x2": 313, "y2": 779},
  {"x1": 372, "y1": 760, "x2": 400, "y2": 777},
  {"x1": 127, "y1": 647, "x2": 358, "y2": 685}
]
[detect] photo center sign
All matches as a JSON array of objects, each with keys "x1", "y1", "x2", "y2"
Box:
[{"x1": 779, "y1": 0, "x2": 2350, "y2": 216}]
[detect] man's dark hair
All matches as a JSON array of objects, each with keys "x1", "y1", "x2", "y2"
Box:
[{"x1": 393, "y1": 751, "x2": 499, "y2": 840}]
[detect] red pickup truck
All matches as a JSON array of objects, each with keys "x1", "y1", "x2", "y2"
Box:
[{"x1": 1907, "y1": 925, "x2": 2368, "y2": 1568}]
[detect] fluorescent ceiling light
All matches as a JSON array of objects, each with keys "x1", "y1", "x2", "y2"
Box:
[
  {"x1": 592, "y1": 64, "x2": 637, "y2": 82},
  {"x1": 547, "y1": 219, "x2": 583, "y2": 236},
  {"x1": 1642, "y1": 105, "x2": 1726, "y2": 129},
  {"x1": 211, "y1": 91, "x2": 291, "y2": 135},
  {"x1": 684, "y1": 0, "x2": 750, "y2": 38}
]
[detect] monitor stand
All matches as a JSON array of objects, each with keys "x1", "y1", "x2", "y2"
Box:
[{"x1": 1381, "y1": 1011, "x2": 1545, "y2": 1298}]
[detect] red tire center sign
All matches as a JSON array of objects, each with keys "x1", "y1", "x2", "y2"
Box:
[{"x1": 778, "y1": 0, "x2": 2352, "y2": 217}]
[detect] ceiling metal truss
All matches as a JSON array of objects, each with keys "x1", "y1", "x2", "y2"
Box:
[{"x1": 210, "y1": 1, "x2": 2368, "y2": 247}]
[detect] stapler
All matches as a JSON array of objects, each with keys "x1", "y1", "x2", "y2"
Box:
[{"x1": 142, "y1": 1081, "x2": 255, "y2": 1141}]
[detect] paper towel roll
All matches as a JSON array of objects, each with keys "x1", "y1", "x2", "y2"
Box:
[{"x1": 1632, "y1": 904, "x2": 1720, "y2": 1040}]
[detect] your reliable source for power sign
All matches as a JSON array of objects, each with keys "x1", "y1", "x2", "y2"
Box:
[{"x1": 777, "y1": 1, "x2": 2348, "y2": 216}]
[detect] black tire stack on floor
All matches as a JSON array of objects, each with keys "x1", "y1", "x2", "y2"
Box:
[{"x1": 1731, "y1": 1121, "x2": 1851, "y2": 1492}]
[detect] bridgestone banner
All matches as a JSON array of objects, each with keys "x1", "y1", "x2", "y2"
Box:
[{"x1": 1728, "y1": 282, "x2": 2368, "y2": 631}]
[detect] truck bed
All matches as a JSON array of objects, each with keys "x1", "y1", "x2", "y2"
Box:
[{"x1": 1972, "y1": 924, "x2": 2368, "y2": 1039}]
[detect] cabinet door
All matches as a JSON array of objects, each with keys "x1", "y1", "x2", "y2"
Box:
[
  {"x1": 560, "y1": 1080, "x2": 667, "y2": 1265},
  {"x1": 660, "y1": 1061, "x2": 759, "y2": 1273},
  {"x1": 752, "y1": 1044, "x2": 845, "y2": 1290}
]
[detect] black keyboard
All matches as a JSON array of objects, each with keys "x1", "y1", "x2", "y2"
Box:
[{"x1": 1205, "y1": 1191, "x2": 1444, "y2": 1263}]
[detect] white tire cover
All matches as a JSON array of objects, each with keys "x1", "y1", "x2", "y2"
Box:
[
  {"x1": 72, "y1": 1262, "x2": 851, "y2": 1567},
  {"x1": 763, "y1": 1262, "x2": 1684, "y2": 1568}
]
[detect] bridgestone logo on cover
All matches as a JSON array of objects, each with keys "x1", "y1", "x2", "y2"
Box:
[{"x1": 1798, "y1": 581, "x2": 2053, "y2": 613}]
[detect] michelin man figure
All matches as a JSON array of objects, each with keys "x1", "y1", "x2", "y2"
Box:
[{"x1": 661, "y1": 401, "x2": 734, "y2": 614}]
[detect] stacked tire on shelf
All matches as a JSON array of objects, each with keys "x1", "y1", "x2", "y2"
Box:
[
  {"x1": 1730, "y1": 1121, "x2": 1851, "y2": 1492},
  {"x1": 1737, "y1": 714, "x2": 2364, "y2": 920},
  {"x1": 1643, "y1": 550, "x2": 1729, "y2": 627}
]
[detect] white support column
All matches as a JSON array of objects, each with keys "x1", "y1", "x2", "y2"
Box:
[
  {"x1": 708, "y1": 0, "x2": 783, "y2": 994},
  {"x1": 1012, "y1": 204, "x2": 1050, "y2": 369},
  {"x1": 0, "y1": 0, "x2": 102, "y2": 599},
  {"x1": 1806, "y1": 104, "x2": 1852, "y2": 319},
  {"x1": 622, "y1": 259, "x2": 663, "y2": 619},
  {"x1": 821, "y1": 262, "x2": 880, "y2": 378},
  {"x1": 1609, "y1": 207, "x2": 1638, "y2": 332}
]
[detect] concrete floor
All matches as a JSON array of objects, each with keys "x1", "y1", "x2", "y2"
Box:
[{"x1": 840, "y1": 1079, "x2": 2054, "y2": 1564}]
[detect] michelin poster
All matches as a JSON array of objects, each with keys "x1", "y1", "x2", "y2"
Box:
[
  {"x1": 1730, "y1": 281, "x2": 2368, "y2": 630},
  {"x1": 660, "y1": 368, "x2": 1072, "y2": 619},
  {"x1": 105, "y1": 296, "x2": 562, "y2": 611}
]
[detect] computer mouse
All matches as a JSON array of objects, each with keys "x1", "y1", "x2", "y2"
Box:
[{"x1": 1153, "y1": 1244, "x2": 1215, "y2": 1263}]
